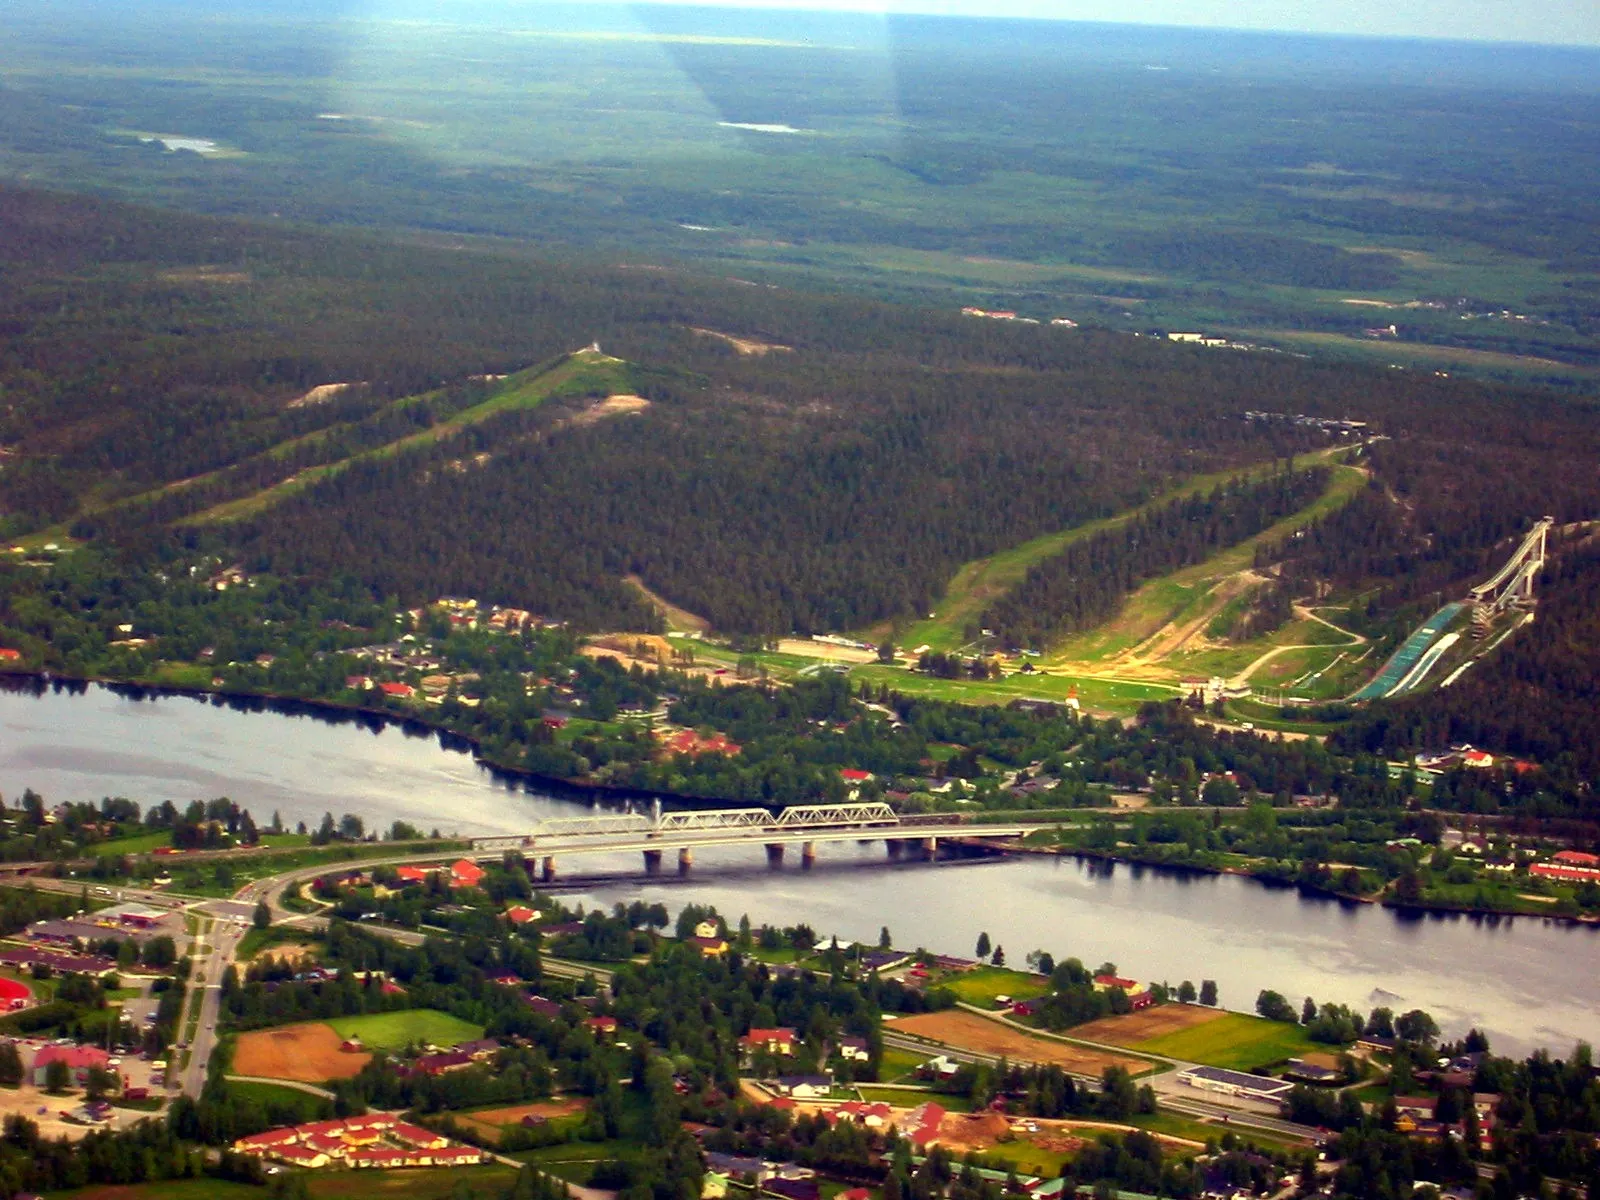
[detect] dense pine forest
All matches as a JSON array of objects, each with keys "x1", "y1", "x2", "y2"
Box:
[{"x1": 5, "y1": 185, "x2": 1599, "y2": 643}]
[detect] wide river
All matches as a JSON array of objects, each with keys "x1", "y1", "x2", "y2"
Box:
[{"x1": 2, "y1": 682, "x2": 1595, "y2": 1058}]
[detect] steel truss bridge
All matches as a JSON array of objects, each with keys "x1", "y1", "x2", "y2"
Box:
[
  {"x1": 1470, "y1": 517, "x2": 1552, "y2": 635},
  {"x1": 469, "y1": 802, "x2": 1041, "y2": 878}
]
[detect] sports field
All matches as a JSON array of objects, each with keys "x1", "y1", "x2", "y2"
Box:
[
  {"x1": 325, "y1": 1009, "x2": 485, "y2": 1051},
  {"x1": 232, "y1": 1021, "x2": 370, "y2": 1083},
  {"x1": 889, "y1": 1010, "x2": 1147, "y2": 1076},
  {"x1": 1126, "y1": 1011, "x2": 1319, "y2": 1070}
]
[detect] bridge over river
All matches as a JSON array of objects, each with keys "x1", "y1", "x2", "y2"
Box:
[{"x1": 469, "y1": 802, "x2": 1046, "y2": 880}]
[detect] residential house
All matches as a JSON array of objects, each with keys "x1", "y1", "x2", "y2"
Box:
[
  {"x1": 904, "y1": 1101, "x2": 947, "y2": 1150},
  {"x1": 32, "y1": 1044, "x2": 111, "y2": 1089},
  {"x1": 741, "y1": 1027, "x2": 797, "y2": 1057},
  {"x1": 773, "y1": 1075, "x2": 832, "y2": 1100},
  {"x1": 413, "y1": 1051, "x2": 474, "y2": 1076},
  {"x1": 585, "y1": 1016, "x2": 619, "y2": 1038},
  {"x1": 505, "y1": 905, "x2": 539, "y2": 925},
  {"x1": 834, "y1": 1036, "x2": 870, "y2": 1063},
  {"x1": 449, "y1": 859, "x2": 486, "y2": 889}
]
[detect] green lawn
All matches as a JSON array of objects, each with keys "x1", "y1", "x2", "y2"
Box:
[
  {"x1": 1131, "y1": 1012, "x2": 1319, "y2": 1070},
  {"x1": 45, "y1": 1181, "x2": 263, "y2": 1200},
  {"x1": 226, "y1": 1078, "x2": 334, "y2": 1117},
  {"x1": 236, "y1": 925, "x2": 318, "y2": 961},
  {"x1": 937, "y1": 967, "x2": 1051, "y2": 1007},
  {"x1": 307, "y1": 1166, "x2": 521, "y2": 1199},
  {"x1": 856, "y1": 1084, "x2": 972, "y2": 1111},
  {"x1": 326, "y1": 1009, "x2": 485, "y2": 1051},
  {"x1": 877, "y1": 1046, "x2": 929, "y2": 1082},
  {"x1": 84, "y1": 831, "x2": 171, "y2": 857}
]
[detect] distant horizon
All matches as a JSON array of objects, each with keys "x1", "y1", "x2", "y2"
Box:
[{"x1": 605, "y1": 0, "x2": 1600, "y2": 48}]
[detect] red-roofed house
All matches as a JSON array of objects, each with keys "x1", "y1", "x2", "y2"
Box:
[
  {"x1": 379, "y1": 682, "x2": 415, "y2": 699},
  {"x1": 346, "y1": 1148, "x2": 416, "y2": 1169},
  {"x1": 0, "y1": 649, "x2": 22, "y2": 663},
  {"x1": 505, "y1": 905, "x2": 539, "y2": 924},
  {"x1": 428, "y1": 1146, "x2": 488, "y2": 1165},
  {"x1": 740, "y1": 1027, "x2": 797, "y2": 1056},
  {"x1": 840, "y1": 769, "x2": 873, "y2": 783},
  {"x1": 585, "y1": 1015, "x2": 619, "y2": 1037},
  {"x1": 414, "y1": 1051, "x2": 474, "y2": 1075},
  {"x1": 275, "y1": 1144, "x2": 332, "y2": 1168},
  {"x1": 1531, "y1": 862, "x2": 1600, "y2": 883},
  {"x1": 1554, "y1": 850, "x2": 1600, "y2": 867},
  {"x1": 450, "y1": 859, "x2": 485, "y2": 888},
  {"x1": 234, "y1": 1128, "x2": 302, "y2": 1153},
  {"x1": 391, "y1": 1123, "x2": 451, "y2": 1150},
  {"x1": 32, "y1": 1044, "x2": 110, "y2": 1088},
  {"x1": 661, "y1": 730, "x2": 742, "y2": 757},
  {"x1": 1461, "y1": 749, "x2": 1495, "y2": 769},
  {"x1": 905, "y1": 1101, "x2": 946, "y2": 1149}
]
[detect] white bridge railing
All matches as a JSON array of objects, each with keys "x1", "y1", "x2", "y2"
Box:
[{"x1": 471, "y1": 801, "x2": 905, "y2": 851}]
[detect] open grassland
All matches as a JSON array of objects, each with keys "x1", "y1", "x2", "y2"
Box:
[
  {"x1": 889, "y1": 1009, "x2": 1150, "y2": 1076},
  {"x1": 1046, "y1": 460, "x2": 1368, "y2": 673},
  {"x1": 848, "y1": 663, "x2": 1178, "y2": 715},
  {"x1": 888, "y1": 446, "x2": 1361, "y2": 659},
  {"x1": 456, "y1": 1098, "x2": 588, "y2": 1144},
  {"x1": 1129, "y1": 1011, "x2": 1319, "y2": 1070},
  {"x1": 935, "y1": 967, "x2": 1052, "y2": 1006},
  {"x1": 187, "y1": 351, "x2": 629, "y2": 524},
  {"x1": 305, "y1": 1166, "x2": 521, "y2": 1199},
  {"x1": 326, "y1": 1009, "x2": 484, "y2": 1050},
  {"x1": 43, "y1": 1183, "x2": 263, "y2": 1200}
]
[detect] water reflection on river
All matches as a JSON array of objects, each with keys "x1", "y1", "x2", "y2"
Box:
[{"x1": 2, "y1": 681, "x2": 1595, "y2": 1056}]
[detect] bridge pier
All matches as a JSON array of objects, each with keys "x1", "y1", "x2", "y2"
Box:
[
  {"x1": 920, "y1": 837, "x2": 938, "y2": 860},
  {"x1": 642, "y1": 849, "x2": 662, "y2": 873},
  {"x1": 678, "y1": 847, "x2": 693, "y2": 873},
  {"x1": 801, "y1": 841, "x2": 815, "y2": 868},
  {"x1": 886, "y1": 838, "x2": 904, "y2": 859},
  {"x1": 541, "y1": 856, "x2": 557, "y2": 883},
  {"x1": 765, "y1": 843, "x2": 785, "y2": 867}
]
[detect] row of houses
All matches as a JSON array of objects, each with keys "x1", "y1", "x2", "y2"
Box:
[{"x1": 232, "y1": 1113, "x2": 487, "y2": 1170}]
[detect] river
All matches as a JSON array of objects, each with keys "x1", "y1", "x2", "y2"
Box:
[{"x1": 1, "y1": 681, "x2": 1595, "y2": 1058}]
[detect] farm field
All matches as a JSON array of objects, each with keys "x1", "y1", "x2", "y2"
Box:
[
  {"x1": 456, "y1": 1098, "x2": 588, "y2": 1144},
  {"x1": 232, "y1": 1021, "x2": 371, "y2": 1082},
  {"x1": 325, "y1": 1009, "x2": 485, "y2": 1051},
  {"x1": 43, "y1": 1183, "x2": 262, "y2": 1200},
  {"x1": 1128, "y1": 1011, "x2": 1320, "y2": 1071},
  {"x1": 888, "y1": 1010, "x2": 1148, "y2": 1076},
  {"x1": 1070, "y1": 1003, "x2": 1230, "y2": 1048}
]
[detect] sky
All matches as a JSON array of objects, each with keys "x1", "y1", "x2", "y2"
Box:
[{"x1": 616, "y1": 0, "x2": 1600, "y2": 46}]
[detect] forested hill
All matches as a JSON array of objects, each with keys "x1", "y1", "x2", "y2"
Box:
[{"x1": 3, "y1": 185, "x2": 1600, "y2": 636}]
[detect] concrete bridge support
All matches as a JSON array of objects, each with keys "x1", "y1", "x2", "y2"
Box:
[
  {"x1": 642, "y1": 849, "x2": 662, "y2": 873},
  {"x1": 920, "y1": 837, "x2": 938, "y2": 859},
  {"x1": 886, "y1": 839, "x2": 904, "y2": 859},
  {"x1": 678, "y1": 847, "x2": 693, "y2": 873},
  {"x1": 801, "y1": 841, "x2": 816, "y2": 868},
  {"x1": 541, "y1": 856, "x2": 557, "y2": 882},
  {"x1": 765, "y1": 843, "x2": 785, "y2": 867}
]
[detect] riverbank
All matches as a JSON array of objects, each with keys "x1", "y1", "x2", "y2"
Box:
[{"x1": 2, "y1": 669, "x2": 1594, "y2": 928}]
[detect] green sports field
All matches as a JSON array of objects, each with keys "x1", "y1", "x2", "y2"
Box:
[
  {"x1": 325, "y1": 1009, "x2": 485, "y2": 1051},
  {"x1": 1131, "y1": 1012, "x2": 1319, "y2": 1070}
]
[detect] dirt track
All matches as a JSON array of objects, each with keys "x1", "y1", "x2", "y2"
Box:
[{"x1": 233, "y1": 1022, "x2": 370, "y2": 1083}]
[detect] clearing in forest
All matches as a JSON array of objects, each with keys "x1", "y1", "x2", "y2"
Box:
[
  {"x1": 184, "y1": 349, "x2": 633, "y2": 524},
  {"x1": 882, "y1": 446, "x2": 1360, "y2": 658}
]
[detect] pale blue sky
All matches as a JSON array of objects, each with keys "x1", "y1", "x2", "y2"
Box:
[{"x1": 623, "y1": 0, "x2": 1600, "y2": 46}]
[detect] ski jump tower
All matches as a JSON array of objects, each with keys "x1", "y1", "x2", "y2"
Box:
[{"x1": 1469, "y1": 517, "x2": 1553, "y2": 637}]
